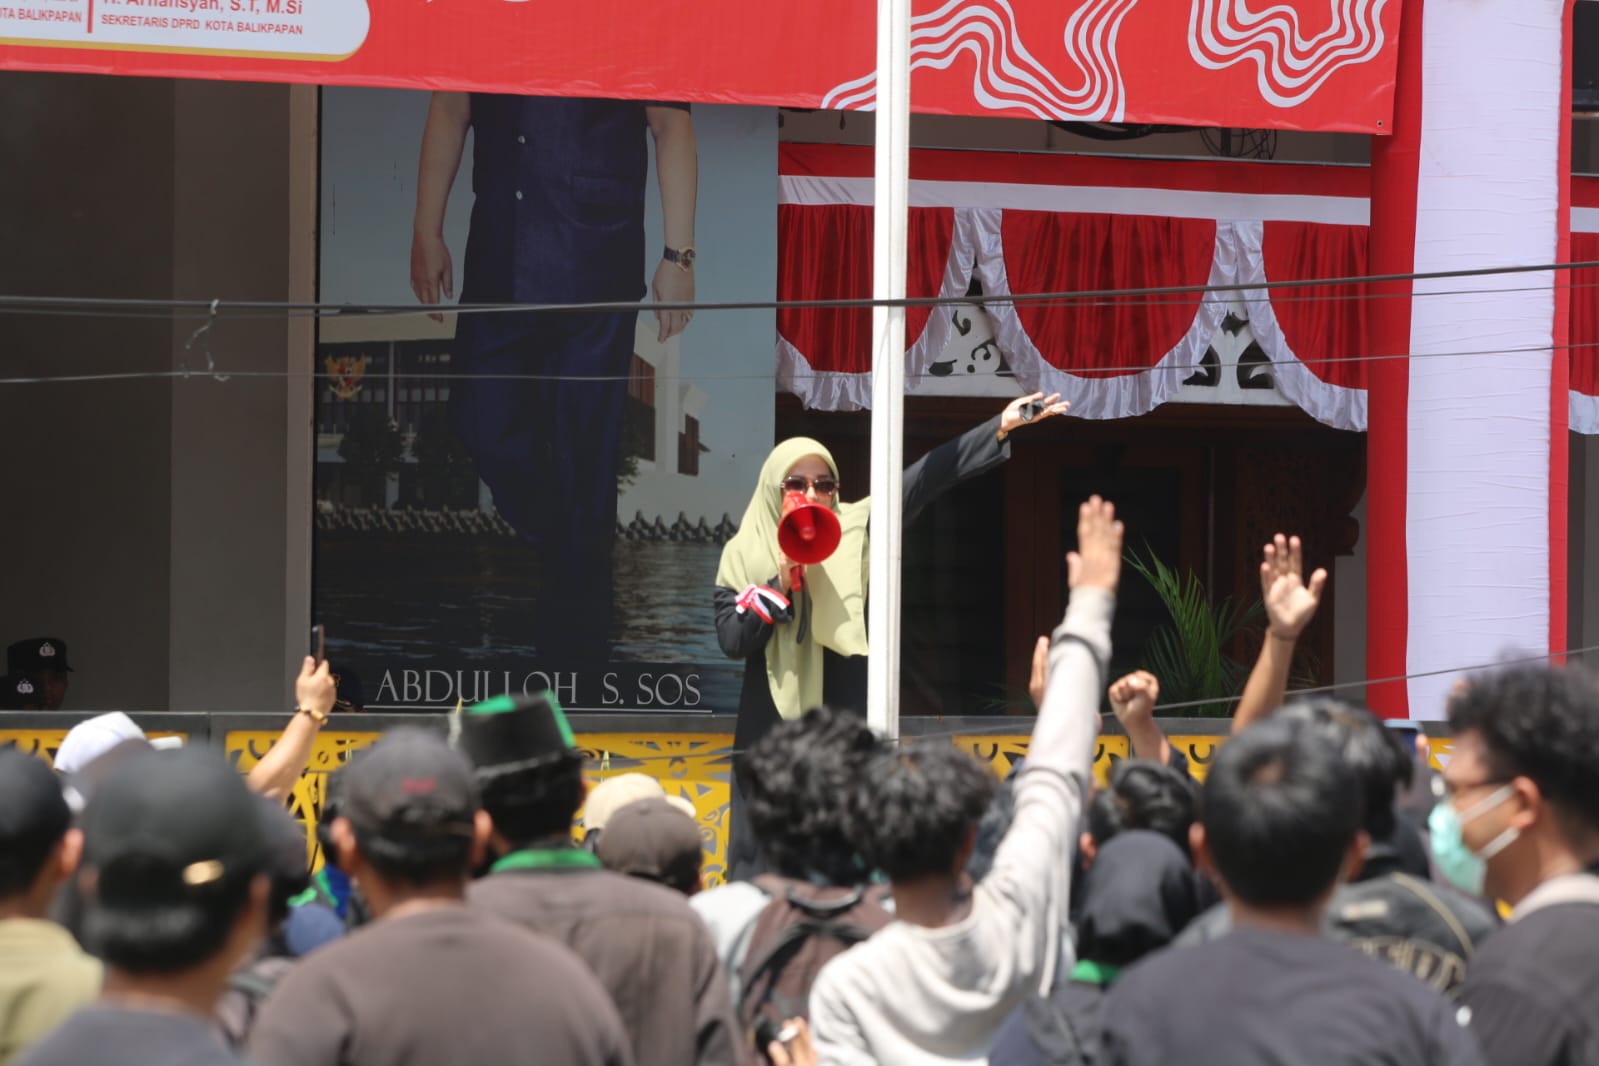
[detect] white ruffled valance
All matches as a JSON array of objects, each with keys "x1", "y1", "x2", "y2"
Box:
[{"x1": 778, "y1": 208, "x2": 1371, "y2": 431}]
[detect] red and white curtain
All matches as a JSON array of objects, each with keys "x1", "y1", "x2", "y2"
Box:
[
  {"x1": 1569, "y1": 177, "x2": 1599, "y2": 434},
  {"x1": 777, "y1": 145, "x2": 1372, "y2": 430}
]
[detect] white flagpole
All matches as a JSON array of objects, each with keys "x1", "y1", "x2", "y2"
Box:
[{"x1": 866, "y1": 0, "x2": 911, "y2": 740}]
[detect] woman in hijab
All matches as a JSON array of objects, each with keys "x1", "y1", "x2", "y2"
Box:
[{"x1": 714, "y1": 392, "x2": 1069, "y2": 880}]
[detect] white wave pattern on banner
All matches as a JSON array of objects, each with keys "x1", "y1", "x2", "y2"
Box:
[
  {"x1": 821, "y1": 0, "x2": 1138, "y2": 121},
  {"x1": 2, "y1": 0, "x2": 369, "y2": 59},
  {"x1": 1187, "y1": 0, "x2": 1390, "y2": 108}
]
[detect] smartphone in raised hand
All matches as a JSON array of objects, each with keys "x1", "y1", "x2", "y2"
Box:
[{"x1": 310, "y1": 624, "x2": 325, "y2": 665}]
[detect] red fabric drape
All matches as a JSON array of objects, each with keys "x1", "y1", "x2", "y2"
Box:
[
  {"x1": 1001, "y1": 212, "x2": 1215, "y2": 378},
  {"x1": 1571, "y1": 233, "x2": 1599, "y2": 398},
  {"x1": 1262, "y1": 221, "x2": 1369, "y2": 390},
  {"x1": 776, "y1": 205, "x2": 955, "y2": 373}
]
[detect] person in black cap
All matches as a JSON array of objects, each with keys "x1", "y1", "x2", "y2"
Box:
[
  {"x1": 459, "y1": 692, "x2": 741, "y2": 1066},
  {"x1": 0, "y1": 749, "x2": 100, "y2": 1065},
  {"x1": 16, "y1": 747, "x2": 272, "y2": 1066},
  {"x1": 248, "y1": 728, "x2": 631, "y2": 1066},
  {"x1": 5, "y1": 640, "x2": 71, "y2": 711}
]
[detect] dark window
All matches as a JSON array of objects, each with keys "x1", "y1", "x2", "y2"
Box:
[{"x1": 625, "y1": 355, "x2": 657, "y2": 463}]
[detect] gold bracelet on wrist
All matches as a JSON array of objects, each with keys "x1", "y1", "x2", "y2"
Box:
[{"x1": 296, "y1": 705, "x2": 330, "y2": 726}]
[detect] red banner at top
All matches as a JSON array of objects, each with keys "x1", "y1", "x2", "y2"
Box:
[{"x1": 0, "y1": 0, "x2": 1402, "y2": 132}]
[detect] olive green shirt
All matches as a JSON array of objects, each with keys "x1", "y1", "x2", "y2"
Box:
[{"x1": 0, "y1": 919, "x2": 102, "y2": 1066}]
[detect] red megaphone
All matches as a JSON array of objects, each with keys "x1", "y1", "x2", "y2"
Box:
[{"x1": 778, "y1": 491, "x2": 842, "y2": 590}]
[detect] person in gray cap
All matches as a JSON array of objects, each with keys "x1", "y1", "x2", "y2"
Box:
[
  {"x1": 17, "y1": 747, "x2": 272, "y2": 1066},
  {"x1": 0, "y1": 749, "x2": 100, "y2": 1065},
  {"x1": 458, "y1": 692, "x2": 740, "y2": 1066},
  {"x1": 5, "y1": 640, "x2": 71, "y2": 712},
  {"x1": 248, "y1": 728, "x2": 631, "y2": 1066},
  {"x1": 596, "y1": 797, "x2": 705, "y2": 896}
]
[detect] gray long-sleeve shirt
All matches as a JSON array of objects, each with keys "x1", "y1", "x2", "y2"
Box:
[{"x1": 808, "y1": 587, "x2": 1114, "y2": 1065}]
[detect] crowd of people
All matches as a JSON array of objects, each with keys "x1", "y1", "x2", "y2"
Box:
[{"x1": 3, "y1": 497, "x2": 1599, "y2": 1066}]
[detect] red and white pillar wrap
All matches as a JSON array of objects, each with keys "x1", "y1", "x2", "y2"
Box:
[{"x1": 1367, "y1": 0, "x2": 1572, "y2": 720}]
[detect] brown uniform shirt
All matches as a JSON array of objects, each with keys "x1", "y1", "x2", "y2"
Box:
[
  {"x1": 248, "y1": 904, "x2": 632, "y2": 1066},
  {"x1": 469, "y1": 850, "x2": 742, "y2": 1066}
]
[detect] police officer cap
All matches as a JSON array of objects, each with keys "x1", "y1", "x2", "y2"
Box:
[{"x1": 8, "y1": 638, "x2": 74, "y2": 676}]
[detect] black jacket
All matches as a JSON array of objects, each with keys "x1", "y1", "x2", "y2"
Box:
[{"x1": 1457, "y1": 870, "x2": 1599, "y2": 1066}]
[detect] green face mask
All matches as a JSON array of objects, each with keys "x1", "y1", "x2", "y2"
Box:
[{"x1": 1427, "y1": 783, "x2": 1518, "y2": 897}]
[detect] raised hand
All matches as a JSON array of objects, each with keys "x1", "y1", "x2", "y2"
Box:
[
  {"x1": 1109, "y1": 669, "x2": 1170, "y2": 763},
  {"x1": 295, "y1": 657, "x2": 337, "y2": 721},
  {"x1": 1260, "y1": 534, "x2": 1328, "y2": 642},
  {"x1": 1109, "y1": 670, "x2": 1160, "y2": 725},
  {"x1": 998, "y1": 392, "x2": 1071, "y2": 440},
  {"x1": 1028, "y1": 636, "x2": 1050, "y2": 709},
  {"x1": 1067, "y1": 496, "x2": 1123, "y2": 593}
]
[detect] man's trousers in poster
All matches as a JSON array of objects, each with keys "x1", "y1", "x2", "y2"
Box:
[{"x1": 450, "y1": 309, "x2": 636, "y2": 666}]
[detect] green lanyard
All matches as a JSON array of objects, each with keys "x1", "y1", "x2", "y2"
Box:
[
  {"x1": 489, "y1": 847, "x2": 603, "y2": 874},
  {"x1": 1070, "y1": 959, "x2": 1123, "y2": 987}
]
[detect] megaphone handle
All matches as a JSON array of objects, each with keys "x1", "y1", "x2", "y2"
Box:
[{"x1": 789, "y1": 564, "x2": 805, "y2": 592}]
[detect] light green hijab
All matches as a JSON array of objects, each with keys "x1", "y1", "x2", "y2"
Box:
[{"x1": 716, "y1": 438, "x2": 871, "y2": 720}]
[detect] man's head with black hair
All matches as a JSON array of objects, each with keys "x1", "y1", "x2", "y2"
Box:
[
  {"x1": 1444, "y1": 663, "x2": 1599, "y2": 906},
  {"x1": 1083, "y1": 758, "x2": 1197, "y2": 865},
  {"x1": 0, "y1": 747, "x2": 79, "y2": 917},
  {"x1": 738, "y1": 705, "x2": 882, "y2": 883},
  {"x1": 850, "y1": 742, "x2": 998, "y2": 883},
  {"x1": 1275, "y1": 698, "x2": 1412, "y2": 842},
  {"x1": 1196, "y1": 716, "x2": 1366, "y2": 913},
  {"x1": 456, "y1": 691, "x2": 587, "y2": 854},
  {"x1": 478, "y1": 753, "x2": 587, "y2": 849}
]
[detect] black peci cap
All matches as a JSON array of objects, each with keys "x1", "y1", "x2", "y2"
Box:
[{"x1": 457, "y1": 691, "x2": 577, "y2": 779}]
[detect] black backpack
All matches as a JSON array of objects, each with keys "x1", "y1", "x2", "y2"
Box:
[{"x1": 736, "y1": 875, "x2": 893, "y2": 1056}]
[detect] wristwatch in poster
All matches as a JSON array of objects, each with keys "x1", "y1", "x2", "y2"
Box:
[{"x1": 664, "y1": 245, "x2": 696, "y2": 272}]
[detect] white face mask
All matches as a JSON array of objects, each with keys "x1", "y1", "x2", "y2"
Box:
[{"x1": 1468, "y1": 786, "x2": 1523, "y2": 863}]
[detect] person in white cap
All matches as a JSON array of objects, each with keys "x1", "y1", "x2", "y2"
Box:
[
  {"x1": 53, "y1": 715, "x2": 184, "y2": 816},
  {"x1": 54, "y1": 714, "x2": 183, "y2": 776},
  {"x1": 580, "y1": 773, "x2": 667, "y2": 850}
]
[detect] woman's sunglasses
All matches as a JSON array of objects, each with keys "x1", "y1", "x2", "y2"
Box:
[{"x1": 781, "y1": 475, "x2": 839, "y2": 496}]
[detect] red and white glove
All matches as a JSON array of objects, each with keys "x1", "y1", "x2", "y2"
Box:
[{"x1": 735, "y1": 584, "x2": 791, "y2": 624}]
